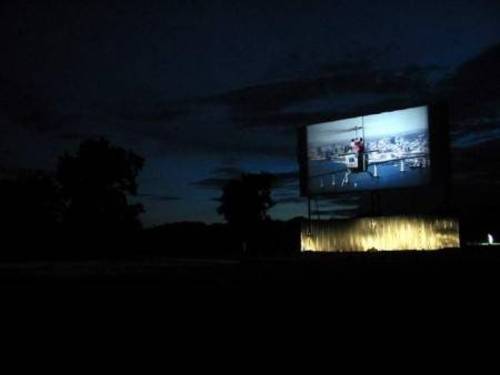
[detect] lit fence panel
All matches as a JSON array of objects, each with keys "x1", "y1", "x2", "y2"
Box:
[{"x1": 301, "y1": 216, "x2": 460, "y2": 252}]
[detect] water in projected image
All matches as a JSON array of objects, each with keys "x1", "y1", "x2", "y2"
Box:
[{"x1": 307, "y1": 106, "x2": 430, "y2": 194}]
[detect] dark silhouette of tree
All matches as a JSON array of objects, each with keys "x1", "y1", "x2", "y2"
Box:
[
  {"x1": 57, "y1": 138, "x2": 144, "y2": 238},
  {"x1": 0, "y1": 171, "x2": 63, "y2": 241},
  {"x1": 217, "y1": 173, "x2": 274, "y2": 253}
]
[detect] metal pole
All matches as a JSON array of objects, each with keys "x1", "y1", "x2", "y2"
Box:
[
  {"x1": 315, "y1": 198, "x2": 321, "y2": 220},
  {"x1": 362, "y1": 115, "x2": 365, "y2": 141},
  {"x1": 378, "y1": 191, "x2": 382, "y2": 216},
  {"x1": 307, "y1": 196, "x2": 312, "y2": 235},
  {"x1": 371, "y1": 191, "x2": 375, "y2": 216}
]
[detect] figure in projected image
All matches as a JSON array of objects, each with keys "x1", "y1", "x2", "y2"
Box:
[
  {"x1": 354, "y1": 137, "x2": 365, "y2": 172},
  {"x1": 350, "y1": 138, "x2": 356, "y2": 152},
  {"x1": 306, "y1": 106, "x2": 431, "y2": 194}
]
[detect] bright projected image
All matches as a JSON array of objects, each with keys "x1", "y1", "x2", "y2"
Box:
[{"x1": 307, "y1": 106, "x2": 430, "y2": 194}]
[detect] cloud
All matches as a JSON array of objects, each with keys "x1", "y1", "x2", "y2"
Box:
[
  {"x1": 58, "y1": 132, "x2": 107, "y2": 141},
  {"x1": 190, "y1": 165, "x2": 246, "y2": 191},
  {"x1": 0, "y1": 77, "x2": 60, "y2": 132},
  {"x1": 441, "y1": 42, "x2": 500, "y2": 121},
  {"x1": 271, "y1": 170, "x2": 299, "y2": 187},
  {"x1": 452, "y1": 123, "x2": 500, "y2": 148},
  {"x1": 0, "y1": 57, "x2": 442, "y2": 168},
  {"x1": 273, "y1": 195, "x2": 305, "y2": 205},
  {"x1": 452, "y1": 137, "x2": 500, "y2": 183},
  {"x1": 137, "y1": 193, "x2": 181, "y2": 202},
  {"x1": 191, "y1": 168, "x2": 301, "y2": 200},
  {"x1": 190, "y1": 177, "x2": 230, "y2": 191},
  {"x1": 211, "y1": 166, "x2": 245, "y2": 178},
  {"x1": 207, "y1": 61, "x2": 435, "y2": 129},
  {"x1": 117, "y1": 107, "x2": 188, "y2": 125}
]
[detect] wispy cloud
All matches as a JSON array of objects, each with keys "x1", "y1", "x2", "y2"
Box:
[
  {"x1": 190, "y1": 177, "x2": 230, "y2": 191},
  {"x1": 205, "y1": 61, "x2": 435, "y2": 129},
  {"x1": 138, "y1": 193, "x2": 181, "y2": 202}
]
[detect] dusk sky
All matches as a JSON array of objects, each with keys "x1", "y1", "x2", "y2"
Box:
[{"x1": 1, "y1": 0, "x2": 500, "y2": 226}]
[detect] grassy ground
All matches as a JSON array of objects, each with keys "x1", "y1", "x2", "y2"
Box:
[{"x1": 1, "y1": 246, "x2": 499, "y2": 289}]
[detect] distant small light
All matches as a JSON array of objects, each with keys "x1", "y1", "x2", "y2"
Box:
[{"x1": 488, "y1": 234, "x2": 494, "y2": 245}]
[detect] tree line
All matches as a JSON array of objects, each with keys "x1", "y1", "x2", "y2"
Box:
[{"x1": 0, "y1": 138, "x2": 289, "y2": 259}]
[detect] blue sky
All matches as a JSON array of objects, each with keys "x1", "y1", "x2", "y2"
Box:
[{"x1": 1, "y1": 0, "x2": 500, "y2": 225}]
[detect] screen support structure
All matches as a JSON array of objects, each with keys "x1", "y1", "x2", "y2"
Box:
[
  {"x1": 370, "y1": 191, "x2": 382, "y2": 216},
  {"x1": 307, "y1": 196, "x2": 312, "y2": 236},
  {"x1": 306, "y1": 196, "x2": 322, "y2": 236}
]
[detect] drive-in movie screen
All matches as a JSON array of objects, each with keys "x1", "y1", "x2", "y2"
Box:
[{"x1": 306, "y1": 105, "x2": 431, "y2": 194}]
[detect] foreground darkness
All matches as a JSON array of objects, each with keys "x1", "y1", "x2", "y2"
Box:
[{"x1": 0, "y1": 247, "x2": 499, "y2": 290}]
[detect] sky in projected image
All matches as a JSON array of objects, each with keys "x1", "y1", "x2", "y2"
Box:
[
  {"x1": 306, "y1": 106, "x2": 430, "y2": 194},
  {"x1": 308, "y1": 106, "x2": 428, "y2": 145},
  {"x1": 364, "y1": 106, "x2": 428, "y2": 139}
]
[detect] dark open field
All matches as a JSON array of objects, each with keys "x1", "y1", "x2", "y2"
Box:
[{"x1": 1, "y1": 246, "x2": 499, "y2": 291}]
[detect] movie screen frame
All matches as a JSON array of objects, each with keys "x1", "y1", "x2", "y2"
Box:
[{"x1": 298, "y1": 104, "x2": 447, "y2": 197}]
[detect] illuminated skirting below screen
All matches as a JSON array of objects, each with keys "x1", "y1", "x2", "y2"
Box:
[{"x1": 301, "y1": 216, "x2": 460, "y2": 252}]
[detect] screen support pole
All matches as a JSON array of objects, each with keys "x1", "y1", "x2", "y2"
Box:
[
  {"x1": 315, "y1": 198, "x2": 321, "y2": 220},
  {"x1": 371, "y1": 191, "x2": 382, "y2": 216},
  {"x1": 307, "y1": 196, "x2": 312, "y2": 235},
  {"x1": 371, "y1": 191, "x2": 375, "y2": 216},
  {"x1": 378, "y1": 191, "x2": 381, "y2": 216}
]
